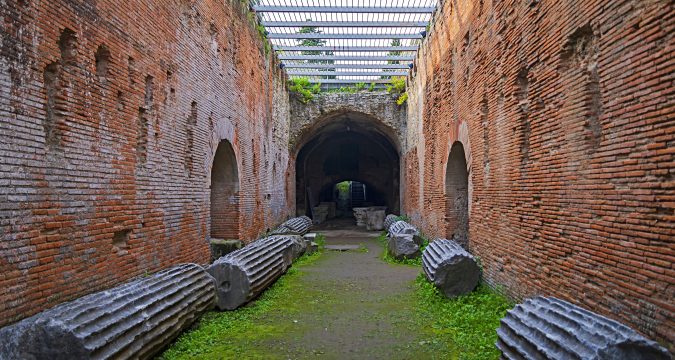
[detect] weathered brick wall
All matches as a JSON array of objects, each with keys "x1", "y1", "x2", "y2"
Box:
[
  {"x1": 404, "y1": 0, "x2": 673, "y2": 347},
  {"x1": 0, "y1": 0, "x2": 292, "y2": 326}
]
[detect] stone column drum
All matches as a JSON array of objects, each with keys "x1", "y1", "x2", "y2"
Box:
[
  {"x1": 270, "y1": 216, "x2": 313, "y2": 236},
  {"x1": 383, "y1": 214, "x2": 398, "y2": 232},
  {"x1": 389, "y1": 220, "x2": 423, "y2": 245},
  {"x1": 0, "y1": 263, "x2": 216, "y2": 360},
  {"x1": 206, "y1": 235, "x2": 300, "y2": 310},
  {"x1": 421, "y1": 239, "x2": 480, "y2": 298},
  {"x1": 496, "y1": 296, "x2": 671, "y2": 360}
]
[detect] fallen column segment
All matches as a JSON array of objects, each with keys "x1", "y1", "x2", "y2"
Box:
[
  {"x1": 389, "y1": 220, "x2": 423, "y2": 245},
  {"x1": 0, "y1": 263, "x2": 216, "y2": 360},
  {"x1": 387, "y1": 220, "x2": 423, "y2": 260},
  {"x1": 496, "y1": 296, "x2": 671, "y2": 360},
  {"x1": 383, "y1": 214, "x2": 398, "y2": 232},
  {"x1": 206, "y1": 235, "x2": 299, "y2": 310},
  {"x1": 421, "y1": 238, "x2": 480, "y2": 298},
  {"x1": 270, "y1": 216, "x2": 313, "y2": 236}
]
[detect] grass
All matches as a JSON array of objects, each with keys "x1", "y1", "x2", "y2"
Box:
[
  {"x1": 159, "y1": 248, "x2": 324, "y2": 360},
  {"x1": 376, "y1": 224, "x2": 513, "y2": 359},
  {"x1": 413, "y1": 274, "x2": 513, "y2": 360}
]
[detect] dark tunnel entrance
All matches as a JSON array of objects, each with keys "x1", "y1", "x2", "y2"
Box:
[{"x1": 295, "y1": 112, "x2": 400, "y2": 223}]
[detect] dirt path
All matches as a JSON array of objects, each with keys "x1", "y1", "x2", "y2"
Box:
[{"x1": 270, "y1": 224, "x2": 425, "y2": 359}]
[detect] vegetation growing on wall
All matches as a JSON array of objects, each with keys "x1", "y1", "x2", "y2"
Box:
[
  {"x1": 386, "y1": 76, "x2": 408, "y2": 105},
  {"x1": 288, "y1": 77, "x2": 321, "y2": 103}
]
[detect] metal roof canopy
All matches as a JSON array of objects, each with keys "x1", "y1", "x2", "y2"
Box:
[
  {"x1": 253, "y1": 0, "x2": 437, "y2": 89},
  {"x1": 252, "y1": 6, "x2": 434, "y2": 13}
]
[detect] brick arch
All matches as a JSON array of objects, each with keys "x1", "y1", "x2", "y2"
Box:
[
  {"x1": 294, "y1": 110, "x2": 401, "y2": 217},
  {"x1": 210, "y1": 139, "x2": 239, "y2": 240}
]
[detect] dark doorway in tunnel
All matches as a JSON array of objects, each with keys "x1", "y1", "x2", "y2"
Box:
[
  {"x1": 295, "y1": 112, "x2": 400, "y2": 222},
  {"x1": 210, "y1": 140, "x2": 239, "y2": 240},
  {"x1": 445, "y1": 141, "x2": 469, "y2": 248},
  {"x1": 318, "y1": 180, "x2": 380, "y2": 218}
]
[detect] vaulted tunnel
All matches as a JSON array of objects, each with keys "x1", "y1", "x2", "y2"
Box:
[{"x1": 295, "y1": 111, "x2": 400, "y2": 219}]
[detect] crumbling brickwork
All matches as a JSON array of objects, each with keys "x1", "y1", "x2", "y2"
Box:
[
  {"x1": 404, "y1": 0, "x2": 673, "y2": 347},
  {"x1": 0, "y1": 0, "x2": 292, "y2": 326}
]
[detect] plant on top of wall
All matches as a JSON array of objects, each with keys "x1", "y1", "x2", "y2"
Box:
[
  {"x1": 386, "y1": 76, "x2": 408, "y2": 105},
  {"x1": 288, "y1": 77, "x2": 321, "y2": 103}
]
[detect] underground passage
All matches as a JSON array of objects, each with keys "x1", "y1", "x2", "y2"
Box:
[
  {"x1": 0, "y1": 0, "x2": 673, "y2": 359},
  {"x1": 295, "y1": 111, "x2": 401, "y2": 222}
]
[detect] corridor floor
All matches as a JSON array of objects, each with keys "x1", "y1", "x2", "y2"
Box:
[{"x1": 160, "y1": 219, "x2": 511, "y2": 359}]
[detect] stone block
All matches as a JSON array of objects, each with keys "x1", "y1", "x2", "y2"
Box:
[
  {"x1": 352, "y1": 207, "x2": 369, "y2": 227},
  {"x1": 366, "y1": 209, "x2": 386, "y2": 231},
  {"x1": 319, "y1": 202, "x2": 336, "y2": 219}
]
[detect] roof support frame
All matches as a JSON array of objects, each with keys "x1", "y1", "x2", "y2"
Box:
[
  {"x1": 268, "y1": 33, "x2": 423, "y2": 40},
  {"x1": 284, "y1": 63, "x2": 409, "y2": 69},
  {"x1": 279, "y1": 55, "x2": 415, "y2": 61},
  {"x1": 287, "y1": 70, "x2": 408, "y2": 76},
  {"x1": 252, "y1": 6, "x2": 435, "y2": 13},
  {"x1": 273, "y1": 46, "x2": 418, "y2": 52}
]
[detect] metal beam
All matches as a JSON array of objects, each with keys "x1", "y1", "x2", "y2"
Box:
[
  {"x1": 279, "y1": 55, "x2": 415, "y2": 61},
  {"x1": 296, "y1": 78, "x2": 396, "y2": 84},
  {"x1": 283, "y1": 63, "x2": 409, "y2": 69},
  {"x1": 273, "y1": 45, "x2": 418, "y2": 52},
  {"x1": 268, "y1": 33, "x2": 422, "y2": 40},
  {"x1": 321, "y1": 85, "x2": 389, "y2": 89},
  {"x1": 262, "y1": 21, "x2": 428, "y2": 28},
  {"x1": 252, "y1": 6, "x2": 435, "y2": 13},
  {"x1": 286, "y1": 71, "x2": 409, "y2": 76}
]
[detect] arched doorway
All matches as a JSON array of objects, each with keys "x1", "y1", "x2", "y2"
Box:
[
  {"x1": 445, "y1": 141, "x2": 469, "y2": 248},
  {"x1": 295, "y1": 111, "x2": 400, "y2": 222},
  {"x1": 210, "y1": 140, "x2": 239, "y2": 240}
]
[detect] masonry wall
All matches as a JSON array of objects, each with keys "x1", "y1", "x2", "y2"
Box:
[
  {"x1": 0, "y1": 0, "x2": 292, "y2": 326},
  {"x1": 404, "y1": 0, "x2": 673, "y2": 347}
]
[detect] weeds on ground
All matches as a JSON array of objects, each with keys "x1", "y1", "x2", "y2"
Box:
[
  {"x1": 414, "y1": 274, "x2": 513, "y2": 360},
  {"x1": 313, "y1": 233, "x2": 326, "y2": 249}
]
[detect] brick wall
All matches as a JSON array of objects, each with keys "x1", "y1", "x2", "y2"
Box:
[
  {"x1": 0, "y1": 0, "x2": 292, "y2": 326},
  {"x1": 404, "y1": 0, "x2": 673, "y2": 347}
]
